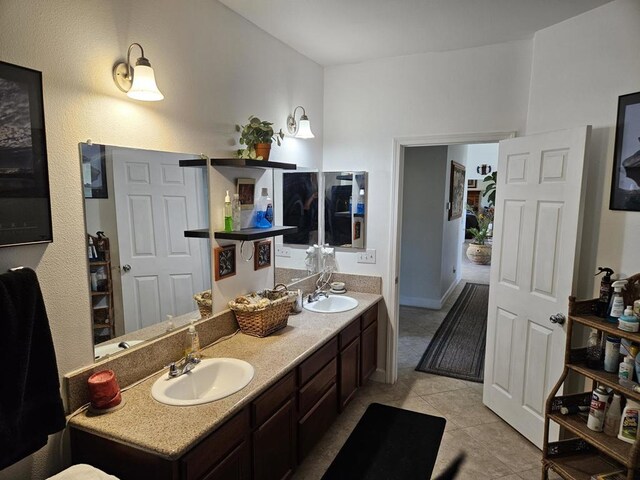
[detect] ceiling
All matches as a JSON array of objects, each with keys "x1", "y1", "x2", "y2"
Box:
[{"x1": 218, "y1": 0, "x2": 613, "y2": 66}]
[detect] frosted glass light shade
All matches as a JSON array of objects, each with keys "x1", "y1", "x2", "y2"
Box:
[
  {"x1": 295, "y1": 119, "x2": 314, "y2": 139},
  {"x1": 127, "y1": 65, "x2": 164, "y2": 101}
]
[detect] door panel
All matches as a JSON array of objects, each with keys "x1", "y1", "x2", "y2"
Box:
[{"x1": 483, "y1": 126, "x2": 590, "y2": 448}]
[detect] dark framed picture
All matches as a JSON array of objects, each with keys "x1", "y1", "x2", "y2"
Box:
[
  {"x1": 82, "y1": 143, "x2": 108, "y2": 198},
  {"x1": 467, "y1": 179, "x2": 478, "y2": 189},
  {"x1": 448, "y1": 161, "x2": 466, "y2": 220},
  {"x1": 214, "y1": 244, "x2": 236, "y2": 281},
  {"x1": 237, "y1": 178, "x2": 255, "y2": 210},
  {"x1": 0, "y1": 61, "x2": 53, "y2": 247},
  {"x1": 254, "y1": 240, "x2": 271, "y2": 270},
  {"x1": 610, "y1": 91, "x2": 640, "y2": 211}
]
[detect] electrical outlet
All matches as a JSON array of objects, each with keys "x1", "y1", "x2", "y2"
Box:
[
  {"x1": 275, "y1": 246, "x2": 291, "y2": 257},
  {"x1": 357, "y1": 249, "x2": 376, "y2": 264}
]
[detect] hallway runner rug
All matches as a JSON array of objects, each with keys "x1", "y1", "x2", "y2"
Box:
[{"x1": 415, "y1": 282, "x2": 489, "y2": 383}]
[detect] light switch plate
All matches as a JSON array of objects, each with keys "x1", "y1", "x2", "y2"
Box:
[
  {"x1": 275, "y1": 246, "x2": 291, "y2": 257},
  {"x1": 357, "y1": 249, "x2": 376, "y2": 264}
]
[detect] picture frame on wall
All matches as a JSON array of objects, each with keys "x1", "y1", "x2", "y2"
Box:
[
  {"x1": 467, "y1": 179, "x2": 478, "y2": 189},
  {"x1": 254, "y1": 240, "x2": 271, "y2": 271},
  {"x1": 0, "y1": 61, "x2": 53, "y2": 247},
  {"x1": 237, "y1": 177, "x2": 256, "y2": 210},
  {"x1": 82, "y1": 143, "x2": 108, "y2": 198},
  {"x1": 448, "y1": 161, "x2": 466, "y2": 220},
  {"x1": 214, "y1": 244, "x2": 236, "y2": 281},
  {"x1": 610, "y1": 91, "x2": 640, "y2": 211}
]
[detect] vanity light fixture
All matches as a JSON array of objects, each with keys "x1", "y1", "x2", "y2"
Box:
[
  {"x1": 287, "y1": 106, "x2": 315, "y2": 138},
  {"x1": 113, "y1": 43, "x2": 164, "y2": 101}
]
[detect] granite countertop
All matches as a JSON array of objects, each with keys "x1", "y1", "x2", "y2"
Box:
[{"x1": 69, "y1": 292, "x2": 382, "y2": 460}]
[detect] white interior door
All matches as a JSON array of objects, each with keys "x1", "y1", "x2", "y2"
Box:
[
  {"x1": 483, "y1": 126, "x2": 590, "y2": 448},
  {"x1": 113, "y1": 150, "x2": 206, "y2": 333}
]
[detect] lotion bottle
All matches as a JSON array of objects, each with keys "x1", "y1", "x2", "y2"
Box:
[
  {"x1": 185, "y1": 320, "x2": 201, "y2": 361},
  {"x1": 619, "y1": 306, "x2": 639, "y2": 333}
]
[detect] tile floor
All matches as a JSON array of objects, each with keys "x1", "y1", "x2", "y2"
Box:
[{"x1": 293, "y1": 250, "x2": 558, "y2": 479}]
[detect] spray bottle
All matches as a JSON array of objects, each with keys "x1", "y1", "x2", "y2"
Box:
[
  {"x1": 595, "y1": 267, "x2": 614, "y2": 318},
  {"x1": 607, "y1": 280, "x2": 628, "y2": 324}
]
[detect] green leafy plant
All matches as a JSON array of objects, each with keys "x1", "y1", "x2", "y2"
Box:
[
  {"x1": 482, "y1": 171, "x2": 497, "y2": 206},
  {"x1": 235, "y1": 116, "x2": 284, "y2": 159},
  {"x1": 466, "y1": 205, "x2": 494, "y2": 245}
]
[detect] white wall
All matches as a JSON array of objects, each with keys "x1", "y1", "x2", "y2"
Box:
[
  {"x1": 0, "y1": 1, "x2": 323, "y2": 478},
  {"x1": 465, "y1": 143, "x2": 499, "y2": 181},
  {"x1": 525, "y1": 0, "x2": 640, "y2": 297},
  {"x1": 323, "y1": 39, "x2": 531, "y2": 322},
  {"x1": 399, "y1": 146, "x2": 447, "y2": 307}
]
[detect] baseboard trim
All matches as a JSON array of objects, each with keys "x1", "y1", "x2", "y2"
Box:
[{"x1": 399, "y1": 277, "x2": 460, "y2": 310}]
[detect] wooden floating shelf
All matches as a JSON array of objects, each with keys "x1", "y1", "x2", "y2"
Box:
[
  {"x1": 214, "y1": 226, "x2": 298, "y2": 241},
  {"x1": 179, "y1": 158, "x2": 297, "y2": 170},
  {"x1": 184, "y1": 229, "x2": 211, "y2": 239}
]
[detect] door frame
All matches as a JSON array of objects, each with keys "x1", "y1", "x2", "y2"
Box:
[{"x1": 386, "y1": 131, "x2": 516, "y2": 383}]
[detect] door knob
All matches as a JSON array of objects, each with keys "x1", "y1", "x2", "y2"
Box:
[
  {"x1": 122, "y1": 264, "x2": 132, "y2": 272},
  {"x1": 550, "y1": 313, "x2": 566, "y2": 325}
]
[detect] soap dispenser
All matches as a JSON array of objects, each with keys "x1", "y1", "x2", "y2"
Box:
[{"x1": 185, "y1": 320, "x2": 201, "y2": 360}]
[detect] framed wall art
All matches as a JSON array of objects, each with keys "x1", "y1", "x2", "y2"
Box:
[
  {"x1": 0, "y1": 61, "x2": 53, "y2": 247},
  {"x1": 254, "y1": 240, "x2": 271, "y2": 271},
  {"x1": 82, "y1": 143, "x2": 108, "y2": 198},
  {"x1": 214, "y1": 244, "x2": 236, "y2": 281},
  {"x1": 467, "y1": 179, "x2": 478, "y2": 189},
  {"x1": 610, "y1": 91, "x2": 640, "y2": 211},
  {"x1": 448, "y1": 161, "x2": 466, "y2": 221},
  {"x1": 237, "y1": 177, "x2": 255, "y2": 210}
]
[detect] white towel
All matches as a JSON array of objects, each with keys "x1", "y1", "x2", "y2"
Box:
[{"x1": 47, "y1": 464, "x2": 119, "y2": 480}]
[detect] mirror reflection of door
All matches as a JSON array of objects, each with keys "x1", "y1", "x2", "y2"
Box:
[
  {"x1": 323, "y1": 171, "x2": 367, "y2": 248},
  {"x1": 282, "y1": 172, "x2": 319, "y2": 245}
]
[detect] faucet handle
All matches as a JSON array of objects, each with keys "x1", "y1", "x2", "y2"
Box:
[{"x1": 168, "y1": 362, "x2": 178, "y2": 378}]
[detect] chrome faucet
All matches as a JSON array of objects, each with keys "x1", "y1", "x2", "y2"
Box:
[
  {"x1": 307, "y1": 288, "x2": 329, "y2": 303},
  {"x1": 168, "y1": 353, "x2": 201, "y2": 378}
]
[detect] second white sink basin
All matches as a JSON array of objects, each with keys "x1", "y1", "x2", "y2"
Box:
[
  {"x1": 151, "y1": 358, "x2": 254, "y2": 406},
  {"x1": 304, "y1": 295, "x2": 359, "y2": 314}
]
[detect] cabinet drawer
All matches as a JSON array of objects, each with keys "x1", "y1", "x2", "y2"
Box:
[
  {"x1": 298, "y1": 337, "x2": 338, "y2": 386},
  {"x1": 339, "y1": 319, "x2": 360, "y2": 350},
  {"x1": 182, "y1": 408, "x2": 250, "y2": 480},
  {"x1": 252, "y1": 371, "x2": 296, "y2": 427},
  {"x1": 298, "y1": 383, "x2": 338, "y2": 462},
  {"x1": 361, "y1": 304, "x2": 378, "y2": 329},
  {"x1": 298, "y1": 357, "x2": 337, "y2": 417}
]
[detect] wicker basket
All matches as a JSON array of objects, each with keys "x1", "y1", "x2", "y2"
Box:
[
  {"x1": 229, "y1": 289, "x2": 296, "y2": 337},
  {"x1": 194, "y1": 290, "x2": 212, "y2": 318}
]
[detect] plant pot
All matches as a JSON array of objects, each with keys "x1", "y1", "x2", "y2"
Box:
[
  {"x1": 466, "y1": 243, "x2": 492, "y2": 265},
  {"x1": 254, "y1": 143, "x2": 271, "y2": 161}
]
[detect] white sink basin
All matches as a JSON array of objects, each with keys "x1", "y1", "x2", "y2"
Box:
[
  {"x1": 304, "y1": 295, "x2": 359, "y2": 313},
  {"x1": 151, "y1": 358, "x2": 254, "y2": 406}
]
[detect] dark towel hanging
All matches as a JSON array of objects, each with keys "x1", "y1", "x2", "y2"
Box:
[{"x1": 0, "y1": 267, "x2": 66, "y2": 470}]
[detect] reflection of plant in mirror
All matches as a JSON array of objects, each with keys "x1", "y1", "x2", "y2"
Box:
[{"x1": 235, "y1": 116, "x2": 284, "y2": 159}]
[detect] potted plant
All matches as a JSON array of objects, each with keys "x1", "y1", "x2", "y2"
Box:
[
  {"x1": 235, "y1": 116, "x2": 284, "y2": 161},
  {"x1": 465, "y1": 205, "x2": 494, "y2": 265}
]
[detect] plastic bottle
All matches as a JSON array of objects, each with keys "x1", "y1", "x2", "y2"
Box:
[
  {"x1": 265, "y1": 192, "x2": 273, "y2": 225},
  {"x1": 224, "y1": 191, "x2": 233, "y2": 232},
  {"x1": 586, "y1": 329, "x2": 602, "y2": 369},
  {"x1": 619, "y1": 306, "x2": 639, "y2": 333},
  {"x1": 619, "y1": 355, "x2": 635, "y2": 382},
  {"x1": 607, "y1": 280, "x2": 628, "y2": 323},
  {"x1": 595, "y1": 267, "x2": 614, "y2": 318},
  {"x1": 619, "y1": 398, "x2": 640, "y2": 444},
  {"x1": 232, "y1": 193, "x2": 242, "y2": 231},
  {"x1": 604, "y1": 336, "x2": 621, "y2": 372},
  {"x1": 357, "y1": 188, "x2": 365, "y2": 215},
  {"x1": 185, "y1": 320, "x2": 201, "y2": 361},
  {"x1": 256, "y1": 188, "x2": 272, "y2": 228},
  {"x1": 604, "y1": 393, "x2": 622, "y2": 436}
]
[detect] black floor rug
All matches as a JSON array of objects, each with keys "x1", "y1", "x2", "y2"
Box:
[
  {"x1": 322, "y1": 403, "x2": 446, "y2": 480},
  {"x1": 415, "y1": 282, "x2": 489, "y2": 383}
]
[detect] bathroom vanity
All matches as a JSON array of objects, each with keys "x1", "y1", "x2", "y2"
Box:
[{"x1": 69, "y1": 294, "x2": 381, "y2": 480}]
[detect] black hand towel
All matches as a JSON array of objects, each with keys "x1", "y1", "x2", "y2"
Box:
[{"x1": 0, "y1": 267, "x2": 66, "y2": 470}]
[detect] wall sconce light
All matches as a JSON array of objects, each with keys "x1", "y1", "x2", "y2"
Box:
[
  {"x1": 113, "y1": 43, "x2": 164, "y2": 101},
  {"x1": 287, "y1": 106, "x2": 315, "y2": 138},
  {"x1": 477, "y1": 164, "x2": 493, "y2": 175}
]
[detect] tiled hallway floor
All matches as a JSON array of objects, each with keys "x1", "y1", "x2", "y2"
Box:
[{"x1": 293, "y1": 252, "x2": 557, "y2": 479}]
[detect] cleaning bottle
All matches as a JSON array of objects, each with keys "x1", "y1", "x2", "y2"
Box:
[
  {"x1": 232, "y1": 193, "x2": 242, "y2": 232},
  {"x1": 619, "y1": 306, "x2": 639, "y2": 333},
  {"x1": 607, "y1": 280, "x2": 628, "y2": 324},
  {"x1": 619, "y1": 355, "x2": 635, "y2": 382},
  {"x1": 224, "y1": 191, "x2": 233, "y2": 232},
  {"x1": 185, "y1": 320, "x2": 201, "y2": 361},
  {"x1": 256, "y1": 188, "x2": 272, "y2": 228},
  {"x1": 619, "y1": 398, "x2": 640, "y2": 444},
  {"x1": 604, "y1": 393, "x2": 622, "y2": 436},
  {"x1": 595, "y1": 267, "x2": 614, "y2": 318}
]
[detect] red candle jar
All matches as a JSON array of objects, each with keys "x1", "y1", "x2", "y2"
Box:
[{"x1": 87, "y1": 369, "x2": 122, "y2": 410}]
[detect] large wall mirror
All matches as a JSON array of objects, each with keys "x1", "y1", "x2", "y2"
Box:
[
  {"x1": 80, "y1": 143, "x2": 211, "y2": 360},
  {"x1": 323, "y1": 171, "x2": 367, "y2": 248}
]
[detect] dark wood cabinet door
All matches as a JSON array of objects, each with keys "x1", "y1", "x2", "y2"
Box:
[
  {"x1": 298, "y1": 383, "x2": 338, "y2": 463},
  {"x1": 202, "y1": 440, "x2": 250, "y2": 480},
  {"x1": 361, "y1": 320, "x2": 378, "y2": 383},
  {"x1": 253, "y1": 397, "x2": 297, "y2": 480},
  {"x1": 339, "y1": 337, "x2": 360, "y2": 411}
]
